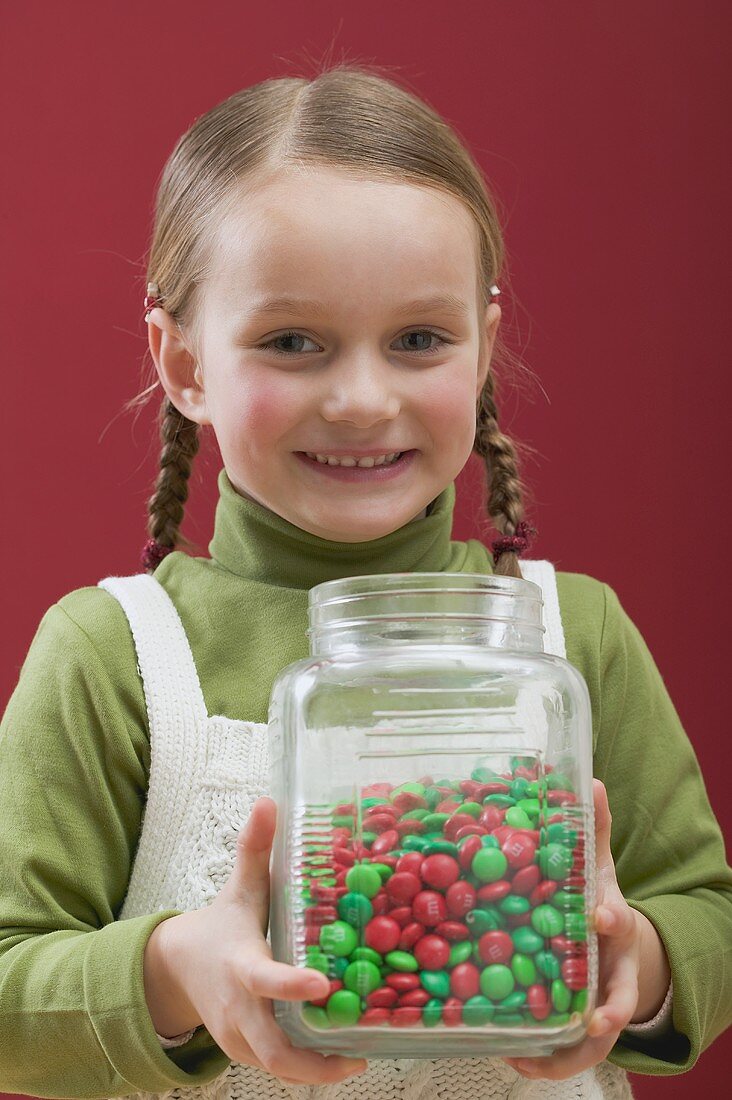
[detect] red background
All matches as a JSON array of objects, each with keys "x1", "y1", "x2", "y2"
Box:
[{"x1": 1, "y1": 0, "x2": 730, "y2": 1094}]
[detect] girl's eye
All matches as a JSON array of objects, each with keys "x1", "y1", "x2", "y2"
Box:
[{"x1": 258, "y1": 328, "x2": 452, "y2": 358}]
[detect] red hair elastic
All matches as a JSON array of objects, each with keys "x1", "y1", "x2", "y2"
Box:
[
  {"x1": 490, "y1": 520, "x2": 538, "y2": 565},
  {"x1": 141, "y1": 538, "x2": 174, "y2": 572}
]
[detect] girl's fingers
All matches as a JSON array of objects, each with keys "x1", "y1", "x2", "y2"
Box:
[
  {"x1": 241, "y1": 952, "x2": 330, "y2": 1003},
  {"x1": 590, "y1": 951, "x2": 639, "y2": 1035},
  {"x1": 241, "y1": 996, "x2": 367, "y2": 1085}
]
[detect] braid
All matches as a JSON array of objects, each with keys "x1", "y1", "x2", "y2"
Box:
[
  {"x1": 141, "y1": 396, "x2": 201, "y2": 573},
  {"x1": 474, "y1": 370, "x2": 536, "y2": 578}
]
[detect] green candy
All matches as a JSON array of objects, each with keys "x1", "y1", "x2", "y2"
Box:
[
  {"x1": 401, "y1": 835, "x2": 430, "y2": 852},
  {"x1": 369, "y1": 862, "x2": 394, "y2": 881},
  {"x1": 504, "y1": 807, "x2": 532, "y2": 830},
  {"x1": 471, "y1": 767, "x2": 505, "y2": 784},
  {"x1": 500, "y1": 990, "x2": 527, "y2": 1009},
  {"x1": 535, "y1": 950, "x2": 561, "y2": 979},
  {"x1": 511, "y1": 953, "x2": 538, "y2": 987},
  {"x1": 448, "y1": 941, "x2": 473, "y2": 966},
  {"x1": 459, "y1": 801, "x2": 483, "y2": 818},
  {"x1": 361, "y1": 831, "x2": 377, "y2": 847},
  {"x1": 479, "y1": 834, "x2": 500, "y2": 849},
  {"x1": 345, "y1": 863, "x2": 382, "y2": 898},
  {"x1": 553, "y1": 889, "x2": 585, "y2": 912},
  {"x1": 537, "y1": 842, "x2": 574, "y2": 880},
  {"x1": 420, "y1": 969, "x2": 451, "y2": 998},
  {"x1": 531, "y1": 904, "x2": 565, "y2": 938},
  {"x1": 337, "y1": 891, "x2": 373, "y2": 926},
  {"x1": 483, "y1": 794, "x2": 516, "y2": 809},
  {"x1": 361, "y1": 796, "x2": 390, "y2": 808},
  {"x1": 343, "y1": 960, "x2": 382, "y2": 995},
  {"x1": 422, "y1": 998, "x2": 443, "y2": 1026},
  {"x1": 331, "y1": 814, "x2": 354, "y2": 829},
  {"x1": 547, "y1": 822, "x2": 578, "y2": 847},
  {"x1": 480, "y1": 964, "x2": 515, "y2": 1001},
  {"x1": 333, "y1": 956, "x2": 350, "y2": 978},
  {"x1": 499, "y1": 894, "x2": 531, "y2": 915},
  {"x1": 326, "y1": 989, "x2": 362, "y2": 1026},
  {"x1": 304, "y1": 951, "x2": 330, "y2": 974},
  {"x1": 466, "y1": 907, "x2": 501, "y2": 934},
  {"x1": 471, "y1": 847, "x2": 508, "y2": 883},
  {"x1": 546, "y1": 772, "x2": 573, "y2": 790},
  {"x1": 510, "y1": 778, "x2": 530, "y2": 800},
  {"x1": 511, "y1": 926, "x2": 545, "y2": 954},
  {"x1": 517, "y1": 798, "x2": 541, "y2": 818},
  {"x1": 351, "y1": 946, "x2": 383, "y2": 966},
  {"x1": 564, "y1": 912, "x2": 587, "y2": 939},
  {"x1": 424, "y1": 839, "x2": 459, "y2": 857},
  {"x1": 300, "y1": 1004, "x2": 330, "y2": 1029},
  {"x1": 551, "y1": 978, "x2": 572, "y2": 1013},
  {"x1": 319, "y1": 920, "x2": 358, "y2": 957},
  {"x1": 400, "y1": 807, "x2": 430, "y2": 820},
  {"x1": 385, "y1": 950, "x2": 419, "y2": 972},
  {"x1": 392, "y1": 781, "x2": 426, "y2": 798},
  {"x1": 421, "y1": 812, "x2": 451, "y2": 831},
  {"x1": 545, "y1": 1011, "x2": 572, "y2": 1026},
  {"x1": 493, "y1": 1011, "x2": 524, "y2": 1026},
  {"x1": 572, "y1": 989, "x2": 589, "y2": 1013},
  {"x1": 463, "y1": 995, "x2": 495, "y2": 1025}
]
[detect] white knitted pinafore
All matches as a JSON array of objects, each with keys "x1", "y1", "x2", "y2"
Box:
[{"x1": 97, "y1": 561, "x2": 633, "y2": 1100}]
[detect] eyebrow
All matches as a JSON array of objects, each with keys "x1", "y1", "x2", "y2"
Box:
[{"x1": 241, "y1": 292, "x2": 472, "y2": 319}]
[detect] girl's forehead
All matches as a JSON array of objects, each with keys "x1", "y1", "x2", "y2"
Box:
[{"x1": 208, "y1": 173, "x2": 480, "y2": 307}]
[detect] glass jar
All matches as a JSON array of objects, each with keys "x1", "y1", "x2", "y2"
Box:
[{"x1": 268, "y1": 572, "x2": 596, "y2": 1058}]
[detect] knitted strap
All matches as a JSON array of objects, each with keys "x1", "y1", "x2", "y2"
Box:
[
  {"x1": 97, "y1": 573, "x2": 209, "y2": 727},
  {"x1": 515, "y1": 559, "x2": 567, "y2": 659}
]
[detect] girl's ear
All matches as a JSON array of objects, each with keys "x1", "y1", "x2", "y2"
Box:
[{"x1": 146, "y1": 308, "x2": 211, "y2": 426}]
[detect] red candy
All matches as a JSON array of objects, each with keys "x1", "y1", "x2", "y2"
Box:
[
  {"x1": 420, "y1": 854, "x2": 460, "y2": 890},
  {"x1": 435, "y1": 920, "x2": 469, "y2": 941},
  {"x1": 367, "y1": 986, "x2": 398, "y2": 1008},
  {"x1": 371, "y1": 891, "x2": 390, "y2": 915},
  {"x1": 391, "y1": 1006, "x2": 422, "y2": 1026},
  {"x1": 450, "y1": 962, "x2": 480, "y2": 1000},
  {"x1": 457, "y1": 835, "x2": 482, "y2": 871},
  {"x1": 476, "y1": 880, "x2": 511, "y2": 904},
  {"x1": 527, "y1": 984, "x2": 551, "y2": 1020},
  {"x1": 364, "y1": 915, "x2": 401, "y2": 954},
  {"x1": 392, "y1": 791, "x2": 427, "y2": 814},
  {"x1": 386, "y1": 972, "x2": 421, "y2": 991},
  {"x1": 398, "y1": 921, "x2": 426, "y2": 950},
  {"x1": 562, "y1": 956, "x2": 588, "y2": 991},
  {"x1": 443, "y1": 814, "x2": 475, "y2": 841},
  {"x1": 412, "y1": 890, "x2": 447, "y2": 927},
  {"x1": 414, "y1": 933, "x2": 451, "y2": 970},
  {"x1": 511, "y1": 864, "x2": 541, "y2": 896},
  {"x1": 399, "y1": 988, "x2": 430, "y2": 1007},
  {"x1": 309, "y1": 978, "x2": 343, "y2": 1008},
  {"x1": 386, "y1": 872, "x2": 422, "y2": 904},
  {"x1": 395, "y1": 852, "x2": 424, "y2": 876},
  {"x1": 478, "y1": 930, "x2": 514, "y2": 965},
  {"x1": 388, "y1": 906, "x2": 413, "y2": 927},
  {"x1": 502, "y1": 832, "x2": 537, "y2": 869},
  {"x1": 442, "y1": 997, "x2": 463, "y2": 1026},
  {"x1": 446, "y1": 880, "x2": 477, "y2": 917},
  {"x1": 371, "y1": 829, "x2": 400, "y2": 856}
]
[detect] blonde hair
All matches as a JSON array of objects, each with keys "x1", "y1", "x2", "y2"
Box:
[{"x1": 129, "y1": 61, "x2": 539, "y2": 577}]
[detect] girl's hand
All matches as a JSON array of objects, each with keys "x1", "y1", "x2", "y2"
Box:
[
  {"x1": 503, "y1": 778, "x2": 641, "y2": 1081},
  {"x1": 165, "y1": 796, "x2": 368, "y2": 1087}
]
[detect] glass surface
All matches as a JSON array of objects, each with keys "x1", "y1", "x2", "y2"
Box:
[{"x1": 268, "y1": 573, "x2": 596, "y2": 1057}]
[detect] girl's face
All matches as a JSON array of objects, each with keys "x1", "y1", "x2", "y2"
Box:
[{"x1": 149, "y1": 166, "x2": 501, "y2": 543}]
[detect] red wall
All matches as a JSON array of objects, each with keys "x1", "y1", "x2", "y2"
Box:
[{"x1": 2, "y1": 0, "x2": 730, "y2": 1094}]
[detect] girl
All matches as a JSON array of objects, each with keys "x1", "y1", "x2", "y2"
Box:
[{"x1": 1, "y1": 64, "x2": 730, "y2": 1100}]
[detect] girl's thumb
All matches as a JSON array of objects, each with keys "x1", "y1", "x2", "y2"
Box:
[{"x1": 230, "y1": 795, "x2": 277, "y2": 903}]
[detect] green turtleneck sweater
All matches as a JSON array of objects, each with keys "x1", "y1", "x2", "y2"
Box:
[{"x1": 0, "y1": 469, "x2": 730, "y2": 1097}]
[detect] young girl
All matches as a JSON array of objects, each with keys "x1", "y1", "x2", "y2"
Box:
[{"x1": 1, "y1": 64, "x2": 730, "y2": 1100}]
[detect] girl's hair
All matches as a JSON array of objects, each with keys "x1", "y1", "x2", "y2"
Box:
[{"x1": 130, "y1": 60, "x2": 539, "y2": 579}]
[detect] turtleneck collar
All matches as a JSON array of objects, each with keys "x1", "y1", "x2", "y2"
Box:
[{"x1": 208, "y1": 467, "x2": 459, "y2": 589}]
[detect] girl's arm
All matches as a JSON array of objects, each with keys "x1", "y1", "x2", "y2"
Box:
[
  {"x1": 591, "y1": 580, "x2": 732, "y2": 1072},
  {"x1": 0, "y1": 593, "x2": 230, "y2": 1097}
]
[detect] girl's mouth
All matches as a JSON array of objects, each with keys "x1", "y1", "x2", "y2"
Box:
[{"x1": 294, "y1": 449, "x2": 418, "y2": 482}]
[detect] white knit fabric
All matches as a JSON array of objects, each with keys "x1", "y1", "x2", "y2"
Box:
[{"x1": 97, "y1": 562, "x2": 637, "y2": 1100}]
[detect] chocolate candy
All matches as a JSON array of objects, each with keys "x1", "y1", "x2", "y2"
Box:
[{"x1": 298, "y1": 762, "x2": 589, "y2": 1032}]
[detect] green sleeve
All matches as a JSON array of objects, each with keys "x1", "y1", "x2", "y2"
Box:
[
  {"x1": 591, "y1": 582, "x2": 732, "y2": 1075},
  {"x1": 0, "y1": 594, "x2": 230, "y2": 1096}
]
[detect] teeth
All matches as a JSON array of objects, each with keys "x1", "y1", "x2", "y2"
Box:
[{"x1": 305, "y1": 451, "x2": 402, "y2": 467}]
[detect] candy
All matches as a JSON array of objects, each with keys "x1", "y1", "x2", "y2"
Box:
[{"x1": 298, "y1": 763, "x2": 589, "y2": 1033}]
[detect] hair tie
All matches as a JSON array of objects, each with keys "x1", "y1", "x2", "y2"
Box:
[
  {"x1": 141, "y1": 537, "x2": 174, "y2": 571},
  {"x1": 491, "y1": 520, "x2": 537, "y2": 565},
  {"x1": 144, "y1": 281, "x2": 163, "y2": 322}
]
